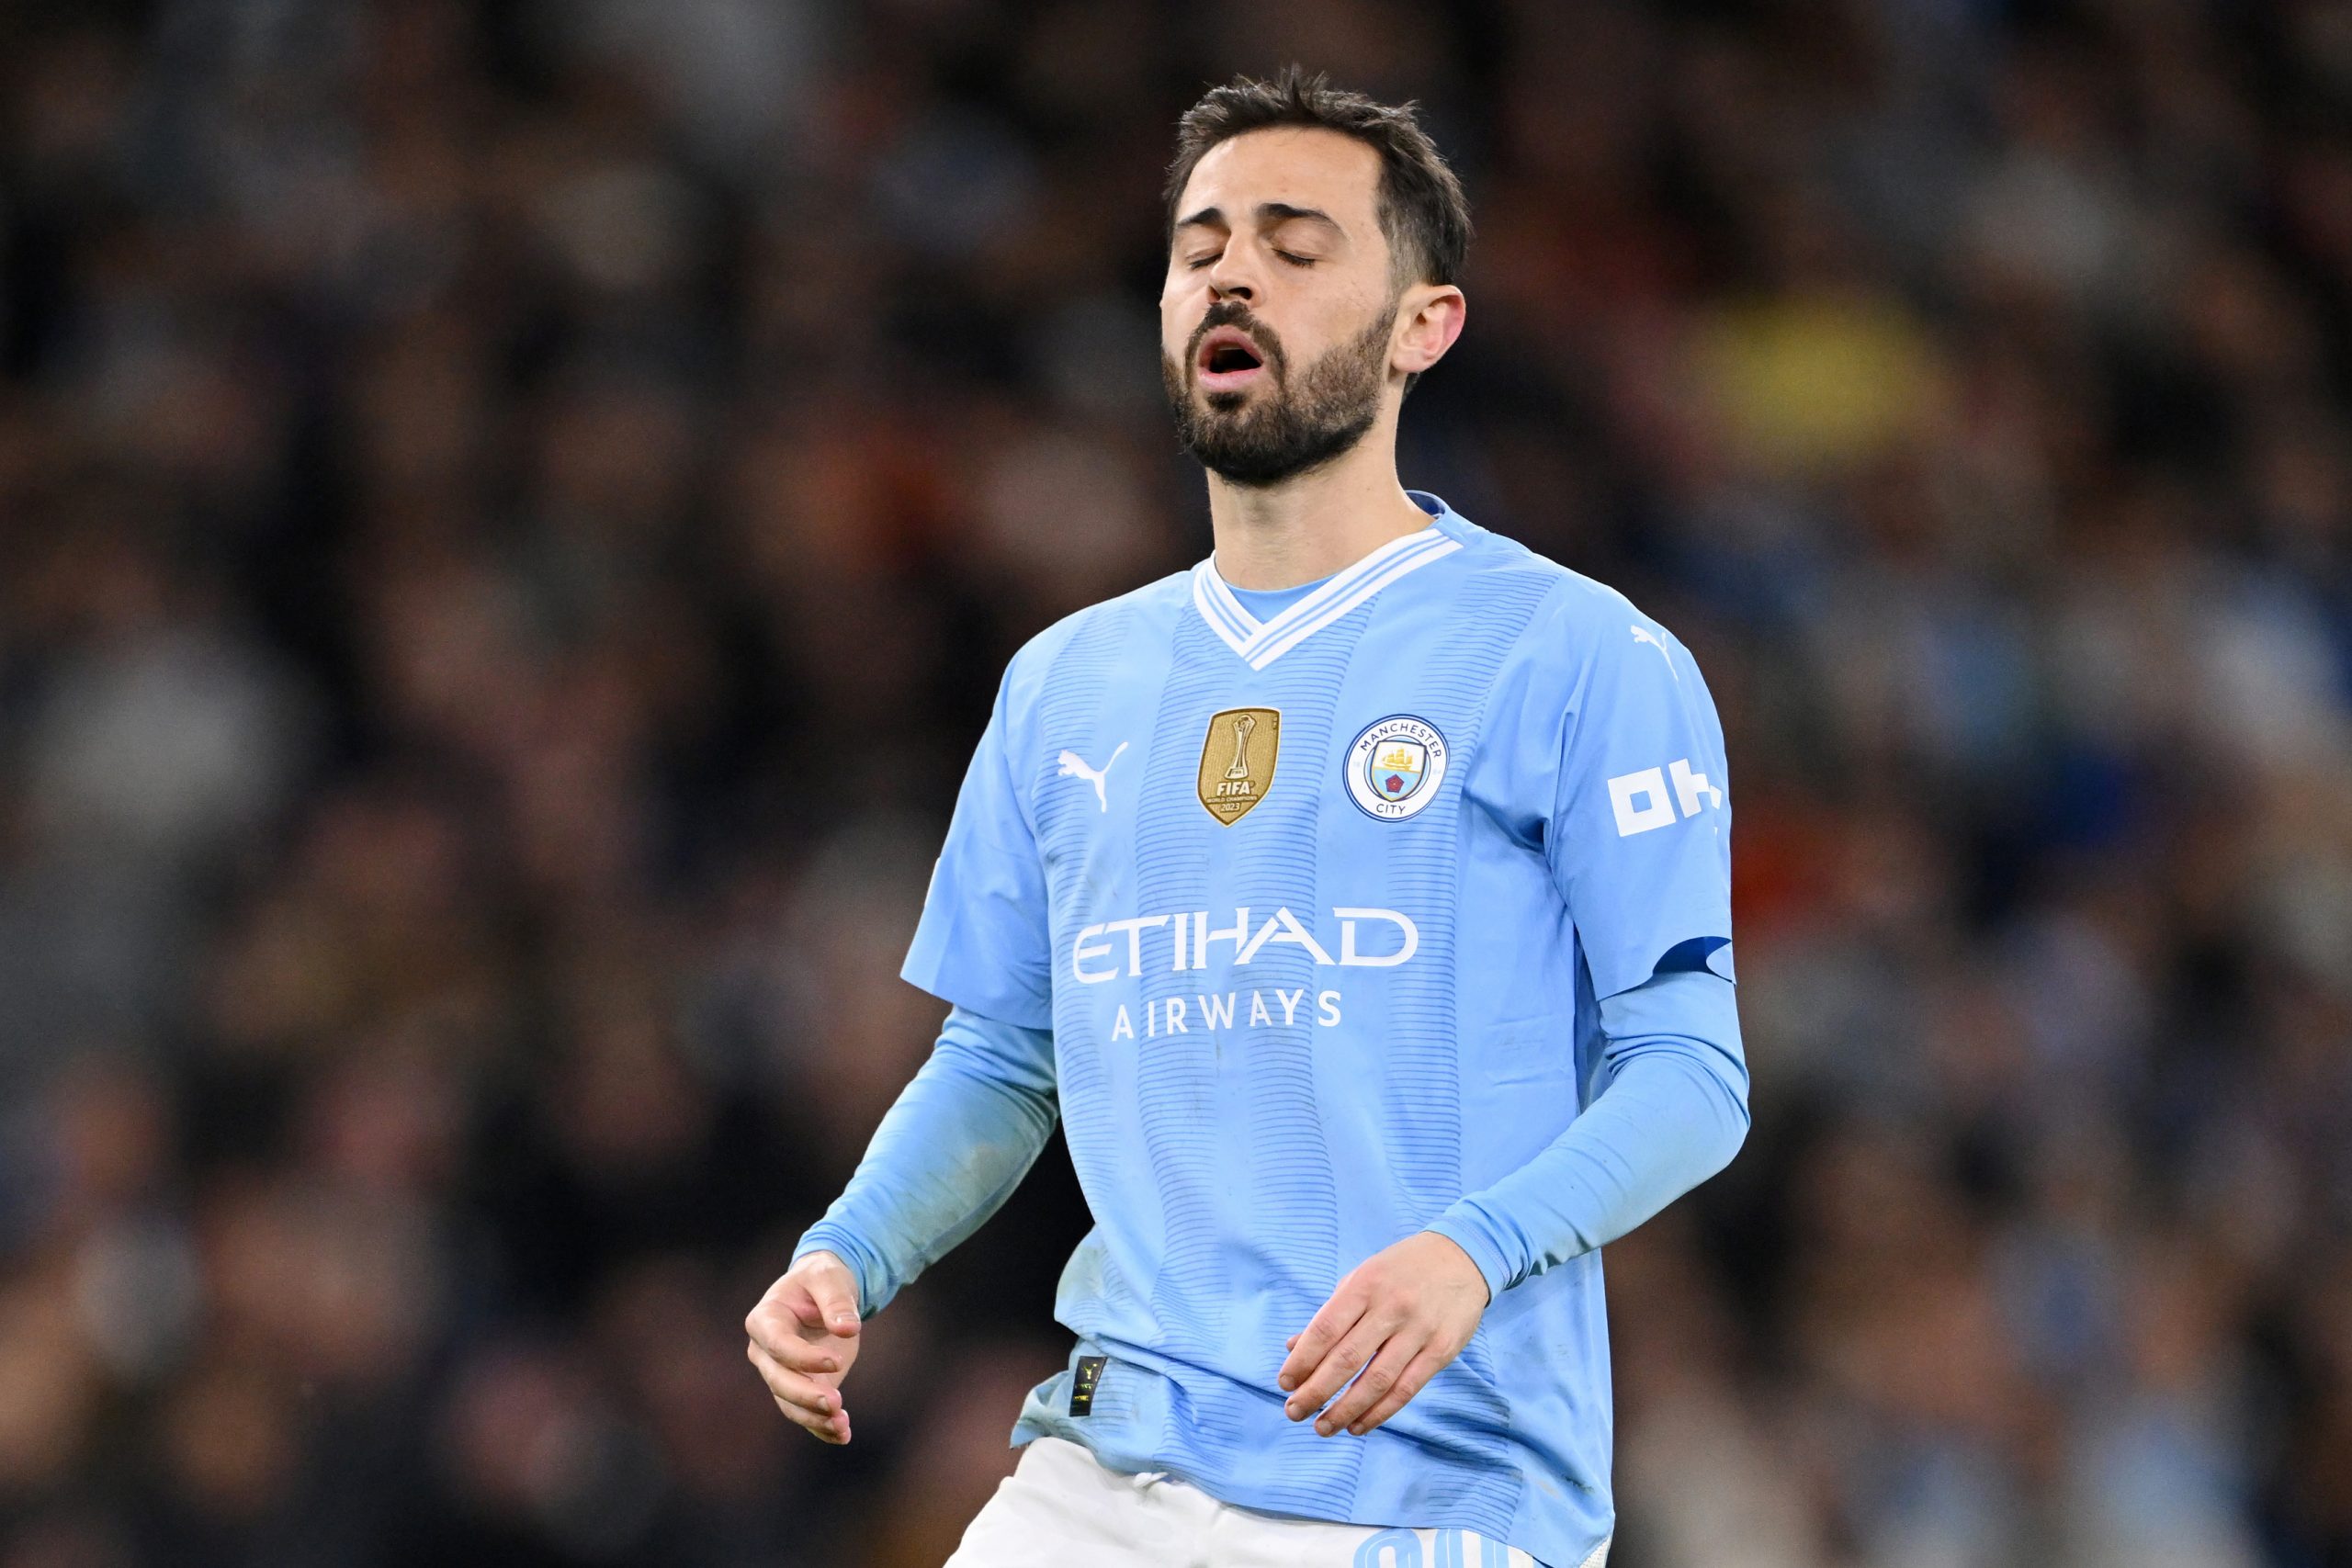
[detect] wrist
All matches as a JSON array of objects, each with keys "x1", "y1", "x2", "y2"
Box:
[{"x1": 1420, "y1": 1220, "x2": 1508, "y2": 1305}]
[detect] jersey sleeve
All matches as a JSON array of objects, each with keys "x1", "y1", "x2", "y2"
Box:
[
  {"x1": 795, "y1": 1003, "x2": 1059, "y2": 1315},
  {"x1": 1427, "y1": 966, "x2": 1749, "y2": 1296},
  {"x1": 1545, "y1": 604, "x2": 1735, "y2": 1002},
  {"x1": 900, "y1": 660, "x2": 1054, "y2": 1031}
]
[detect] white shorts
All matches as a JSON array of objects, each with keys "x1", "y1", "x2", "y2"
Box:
[{"x1": 945, "y1": 1435, "x2": 1592, "y2": 1568}]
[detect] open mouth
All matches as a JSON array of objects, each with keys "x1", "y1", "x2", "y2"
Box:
[{"x1": 1196, "y1": 326, "x2": 1267, "y2": 391}]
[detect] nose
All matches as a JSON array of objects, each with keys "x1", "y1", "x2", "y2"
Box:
[{"x1": 1205, "y1": 248, "x2": 1258, "y2": 304}]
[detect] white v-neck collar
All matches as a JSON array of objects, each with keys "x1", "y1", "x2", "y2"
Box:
[{"x1": 1189, "y1": 498, "x2": 1464, "y2": 670}]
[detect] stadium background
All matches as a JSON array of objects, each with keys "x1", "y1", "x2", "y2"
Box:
[{"x1": 2, "y1": 1, "x2": 2349, "y2": 1564}]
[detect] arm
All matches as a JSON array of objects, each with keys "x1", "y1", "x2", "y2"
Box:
[
  {"x1": 746, "y1": 1004, "x2": 1056, "y2": 1446},
  {"x1": 793, "y1": 1002, "x2": 1059, "y2": 1316},
  {"x1": 1277, "y1": 966, "x2": 1747, "y2": 1438},
  {"x1": 1443, "y1": 596, "x2": 1747, "y2": 1287},
  {"x1": 1426, "y1": 965, "x2": 1749, "y2": 1300},
  {"x1": 748, "y1": 640, "x2": 1063, "y2": 1444}
]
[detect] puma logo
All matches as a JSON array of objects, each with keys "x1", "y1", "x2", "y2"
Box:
[
  {"x1": 1630, "y1": 624, "x2": 1678, "y2": 680},
  {"x1": 1057, "y1": 742, "x2": 1129, "y2": 812}
]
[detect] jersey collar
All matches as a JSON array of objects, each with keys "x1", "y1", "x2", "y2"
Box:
[{"x1": 1190, "y1": 491, "x2": 1464, "y2": 670}]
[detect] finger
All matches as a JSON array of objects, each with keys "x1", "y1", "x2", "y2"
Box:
[
  {"x1": 1317, "y1": 1333, "x2": 1419, "y2": 1436},
  {"x1": 1321, "y1": 1334, "x2": 1442, "y2": 1437},
  {"x1": 741, "y1": 1314, "x2": 843, "y2": 1372},
  {"x1": 1344, "y1": 1343, "x2": 1454, "y2": 1437},
  {"x1": 752, "y1": 1349, "x2": 851, "y2": 1444},
  {"x1": 1278, "y1": 1291, "x2": 1367, "y2": 1396},
  {"x1": 747, "y1": 1340, "x2": 842, "y2": 1418},
  {"x1": 775, "y1": 1393, "x2": 852, "y2": 1444},
  {"x1": 1284, "y1": 1314, "x2": 1392, "y2": 1424},
  {"x1": 801, "y1": 1277, "x2": 863, "y2": 1339}
]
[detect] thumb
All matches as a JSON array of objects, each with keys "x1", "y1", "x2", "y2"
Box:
[{"x1": 808, "y1": 1275, "x2": 862, "y2": 1337}]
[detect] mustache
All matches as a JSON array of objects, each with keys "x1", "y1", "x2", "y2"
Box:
[{"x1": 1186, "y1": 301, "x2": 1286, "y2": 376}]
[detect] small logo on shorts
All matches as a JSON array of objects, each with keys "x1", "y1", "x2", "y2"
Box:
[
  {"x1": 1069, "y1": 1355, "x2": 1108, "y2": 1416},
  {"x1": 1345, "y1": 716, "x2": 1449, "y2": 820}
]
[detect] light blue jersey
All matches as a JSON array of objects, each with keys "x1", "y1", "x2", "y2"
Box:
[{"x1": 806, "y1": 491, "x2": 1744, "y2": 1567}]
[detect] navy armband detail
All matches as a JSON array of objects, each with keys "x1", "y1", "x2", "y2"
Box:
[{"x1": 1652, "y1": 935, "x2": 1734, "y2": 982}]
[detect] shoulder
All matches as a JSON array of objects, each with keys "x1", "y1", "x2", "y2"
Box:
[
  {"x1": 999, "y1": 569, "x2": 1193, "y2": 708},
  {"x1": 1438, "y1": 514, "x2": 1698, "y2": 691}
]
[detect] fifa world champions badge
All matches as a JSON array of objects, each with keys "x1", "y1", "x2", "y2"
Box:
[
  {"x1": 1346, "y1": 716, "x2": 1449, "y2": 820},
  {"x1": 1197, "y1": 706, "x2": 1283, "y2": 824}
]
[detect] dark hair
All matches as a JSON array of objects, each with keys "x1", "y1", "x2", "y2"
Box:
[{"x1": 1164, "y1": 65, "x2": 1473, "y2": 295}]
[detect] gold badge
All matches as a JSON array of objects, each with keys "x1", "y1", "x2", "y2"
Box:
[{"x1": 1197, "y1": 707, "x2": 1280, "y2": 824}]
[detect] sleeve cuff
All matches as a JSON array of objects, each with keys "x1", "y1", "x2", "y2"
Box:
[{"x1": 1424, "y1": 1212, "x2": 1516, "y2": 1304}]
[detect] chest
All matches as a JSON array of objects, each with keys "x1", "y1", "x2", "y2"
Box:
[{"x1": 1027, "y1": 620, "x2": 1494, "y2": 927}]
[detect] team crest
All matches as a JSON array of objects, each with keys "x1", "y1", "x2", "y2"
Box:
[
  {"x1": 1197, "y1": 707, "x2": 1280, "y2": 824},
  {"x1": 1346, "y1": 716, "x2": 1449, "y2": 820}
]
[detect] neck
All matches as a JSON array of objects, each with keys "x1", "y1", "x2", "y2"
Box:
[{"x1": 1205, "y1": 418, "x2": 1435, "y2": 590}]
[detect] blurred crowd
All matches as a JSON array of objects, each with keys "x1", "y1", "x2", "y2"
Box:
[{"x1": 0, "y1": 0, "x2": 2348, "y2": 1564}]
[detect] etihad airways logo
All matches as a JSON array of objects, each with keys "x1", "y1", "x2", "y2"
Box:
[
  {"x1": 1069, "y1": 907, "x2": 1417, "y2": 1040},
  {"x1": 1069, "y1": 906, "x2": 1418, "y2": 983}
]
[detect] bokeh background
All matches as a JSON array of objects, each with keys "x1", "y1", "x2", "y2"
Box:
[{"x1": 3, "y1": 1, "x2": 2350, "y2": 1564}]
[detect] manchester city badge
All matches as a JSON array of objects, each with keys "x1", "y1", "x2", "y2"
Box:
[{"x1": 1345, "y1": 715, "x2": 1448, "y2": 820}]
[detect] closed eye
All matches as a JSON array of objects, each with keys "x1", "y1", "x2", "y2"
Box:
[{"x1": 1182, "y1": 250, "x2": 1317, "y2": 269}]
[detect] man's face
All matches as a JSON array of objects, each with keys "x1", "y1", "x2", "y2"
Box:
[{"x1": 1159, "y1": 127, "x2": 1404, "y2": 489}]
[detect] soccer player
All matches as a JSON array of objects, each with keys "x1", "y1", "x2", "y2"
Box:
[{"x1": 745, "y1": 67, "x2": 1749, "y2": 1568}]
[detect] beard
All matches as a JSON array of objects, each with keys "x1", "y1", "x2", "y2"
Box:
[{"x1": 1161, "y1": 300, "x2": 1394, "y2": 489}]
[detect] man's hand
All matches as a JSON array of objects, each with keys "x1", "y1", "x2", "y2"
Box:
[
  {"x1": 1278, "y1": 1231, "x2": 1490, "y2": 1438},
  {"x1": 745, "y1": 1250, "x2": 863, "y2": 1444}
]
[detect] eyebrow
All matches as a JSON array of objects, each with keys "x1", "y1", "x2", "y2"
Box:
[{"x1": 1173, "y1": 201, "x2": 1347, "y2": 236}]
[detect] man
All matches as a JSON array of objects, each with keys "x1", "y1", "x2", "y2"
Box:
[{"x1": 745, "y1": 67, "x2": 1749, "y2": 1568}]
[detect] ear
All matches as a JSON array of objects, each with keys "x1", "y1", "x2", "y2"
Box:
[{"x1": 1391, "y1": 284, "x2": 1466, "y2": 377}]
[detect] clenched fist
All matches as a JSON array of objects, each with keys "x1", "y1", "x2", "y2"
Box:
[{"x1": 744, "y1": 1250, "x2": 863, "y2": 1444}]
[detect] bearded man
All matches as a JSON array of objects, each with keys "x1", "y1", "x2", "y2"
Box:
[{"x1": 746, "y1": 66, "x2": 1750, "y2": 1568}]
